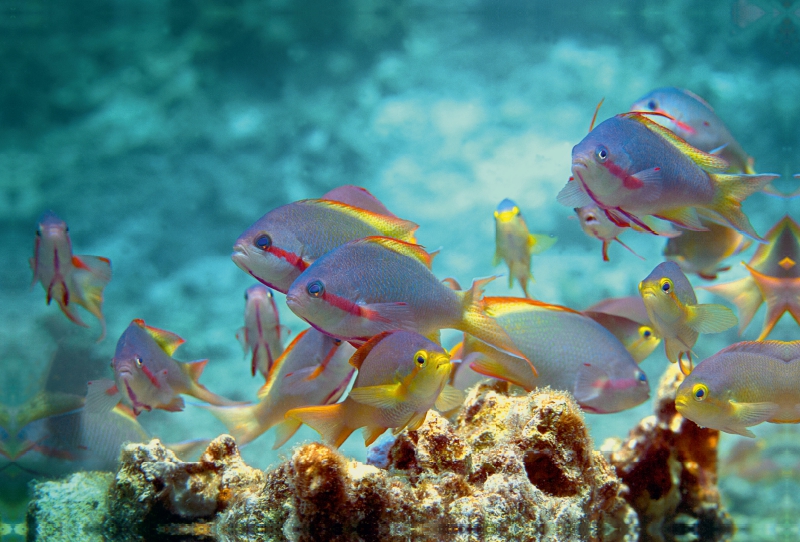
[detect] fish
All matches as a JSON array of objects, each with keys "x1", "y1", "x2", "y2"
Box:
[
  {"x1": 285, "y1": 236, "x2": 531, "y2": 365},
  {"x1": 675, "y1": 341, "x2": 800, "y2": 438},
  {"x1": 630, "y1": 87, "x2": 756, "y2": 174},
  {"x1": 664, "y1": 218, "x2": 751, "y2": 280},
  {"x1": 703, "y1": 215, "x2": 800, "y2": 340},
  {"x1": 557, "y1": 112, "x2": 777, "y2": 241},
  {"x1": 99, "y1": 319, "x2": 240, "y2": 415},
  {"x1": 586, "y1": 295, "x2": 653, "y2": 326},
  {"x1": 29, "y1": 211, "x2": 112, "y2": 340},
  {"x1": 581, "y1": 310, "x2": 660, "y2": 363},
  {"x1": 203, "y1": 328, "x2": 356, "y2": 448},
  {"x1": 462, "y1": 297, "x2": 650, "y2": 413},
  {"x1": 639, "y1": 261, "x2": 738, "y2": 374},
  {"x1": 231, "y1": 199, "x2": 418, "y2": 293},
  {"x1": 286, "y1": 330, "x2": 464, "y2": 447},
  {"x1": 321, "y1": 185, "x2": 397, "y2": 217},
  {"x1": 574, "y1": 205, "x2": 637, "y2": 261},
  {"x1": 237, "y1": 284, "x2": 288, "y2": 379},
  {"x1": 493, "y1": 198, "x2": 556, "y2": 297}
]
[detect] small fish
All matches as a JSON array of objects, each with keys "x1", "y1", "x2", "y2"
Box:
[
  {"x1": 639, "y1": 261, "x2": 737, "y2": 374},
  {"x1": 664, "y1": 218, "x2": 751, "y2": 280},
  {"x1": 630, "y1": 87, "x2": 756, "y2": 174},
  {"x1": 557, "y1": 112, "x2": 777, "y2": 241},
  {"x1": 100, "y1": 319, "x2": 240, "y2": 415},
  {"x1": 493, "y1": 199, "x2": 555, "y2": 297},
  {"x1": 285, "y1": 236, "x2": 531, "y2": 365},
  {"x1": 676, "y1": 341, "x2": 800, "y2": 438},
  {"x1": 574, "y1": 205, "x2": 636, "y2": 261},
  {"x1": 204, "y1": 328, "x2": 356, "y2": 448},
  {"x1": 29, "y1": 211, "x2": 112, "y2": 340},
  {"x1": 237, "y1": 284, "x2": 288, "y2": 379},
  {"x1": 581, "y1": 310, "x2": 660, "y2": 363},
  {"x1": 287, "y1": 330, "x2": 464, "y2": 447},
  {"x1": 704, "y1": 215, "x2": 800, "y2": 340},
  {"x1": 232, "y1": 199, "x2": 418, "y2": 293},
  {"x1": 321, "y1": 185, "x2": 397, "y2": 217},
  {"x1": 462, "y1": 297, "x2": 650, "y2": 413}
]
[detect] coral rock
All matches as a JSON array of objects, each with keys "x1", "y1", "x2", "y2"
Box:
[{"x1": 607, "y1": 364, "x2": 734, "y2": 542}]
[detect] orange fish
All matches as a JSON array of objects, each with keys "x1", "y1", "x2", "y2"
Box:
[
  {"x1": 704, "y1": 215, "x2": 800, "y2": 340},
  {"x1": 29, "y1": 211, "x2": 112, "y2": 340}
]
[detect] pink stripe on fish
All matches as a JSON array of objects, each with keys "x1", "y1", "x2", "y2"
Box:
[
  {"x1": 267, "y1": 245, "x2": 309, "y2": 272},
  {"x1": 320, "y1": 291, "x2": 393, "y2": 323},
  {"x1": 139, "y1": 364, "x2": 161, "y2": 388}
]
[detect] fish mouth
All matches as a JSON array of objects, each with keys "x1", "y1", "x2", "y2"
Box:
[
  {"x1": 285, "y1": 293, "x2": 301, "y2": 310},
  {"x1": 675, "y1": 397, "x2": 688, "y2": 410}
]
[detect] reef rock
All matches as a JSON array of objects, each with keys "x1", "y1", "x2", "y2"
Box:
[{"x1": 606, "y1": 365, "x2": 734, "y2": 542}]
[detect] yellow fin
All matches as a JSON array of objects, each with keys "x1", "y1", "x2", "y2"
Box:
[
  {"x1": 729, "y1": 401, "x2": 779, "y2": 427},
  {"x1": 360, "y1": 236, "x2": 435, "y2": 269},
  {"x1": 133, "y1": 319, "x2": 184, "y2": 355},
  {"x1": 469, "y1": 354, "x2": 534, "y2": 391},
  {"x1": 348, "y1": 384, "x2": 403, "y2": 409},
  {"x1": 528, "y1": 234, "x2": 557, "y2": 255},
  {"x1": 286, "y1": 403, "x2": 353, "y2": 448},
  {"x1": 363, "y1": 425, "x2": 387, "y2": 446},
  {"x1": 482, "y1": 296, "x2": 581, "y2": 318},
  {"x1": 654, "y1": 207, "x2": 705, "y2": 231},
  {"x1": 434, "y1": 384, "x2": 466, "y2": 411},
  {"x1": 685, "y1": 303, "x2": 738, "y2": 333},
  {"x1": 308, "y1": 199, "x2": 418, "y2": 242},
  {"x1": 202, "y1": 403, "x2": 261, "y2": 444},
  {"x1": 272, "y1": 419, "x2": 302, "y2": 449},
  {"x1": 708, "y1": 172, "x2": 777, "y2": 242},
  {"x1": 349, "y1": 331, "x2": 394, "y2": 369},
  {"x1": 621, "y1": 112, "x2": 730, "y2": 172}
]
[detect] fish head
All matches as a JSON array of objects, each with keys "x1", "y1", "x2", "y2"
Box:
[
  {"x1": 571, "y1": 118, "x2": 634, "y2": 203},
  {"x1": 244, "y1": 283, "x2": 278, "y2": 316},
  {"x1": 639, "y1": 261, "x2": 694, "y2": 325},
  {"x1": 675, "y1": 369, "x2": 730, "y2": 432},
  {"x1": 285, "y1": 257, "x2": 354, "y2": 338},
  {"x1": 574, "y1": 205, "x2": 620, "y2": 242},
  {"x1": 577, "y1": 363, "x2": 650, "y2": 414},
  {"x1": 233, "y1": 211, "x2": 307, "y2": 294},
  {"x1": 494, "y1": 198, "x2": 521, "y2": 224},
  {"x1": 33, "y1": 211, "x2": 72, "y2": 258},
  {"x1": 627, "y1": 324, "x2": 661, "y2": 363}
]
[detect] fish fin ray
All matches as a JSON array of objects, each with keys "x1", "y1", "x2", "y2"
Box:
[
  {"x1": 348, "y1": 384, "x2": 403, "y2": 409},
  {"x1": 272, "y1": 419, "x2": 303, "y2": 449},
  {"x1": 557, "y1": 181, "x2": 594, "y2": 207},
  {"x1": 133, "y1": 319, "x2": 185, "y2": 355},
  {"x1": 729, "y1": 401, "x2": 779, "y2": 426},
  {"x1": 349, "y1": 331, "x2": 395, "y2": 369},
  {"x1": 528, "y1": 234, "x2": 557, "y2": 254},
  {"x1": 435, "y1": 385, "x2": 466, "y2": 411},
  {"x1": 202, "y1": 403, "x2": 262, "y2": 444},
  {"x1": 685, "y1": 303, "x2": 738, "y2": 333},
  {"x1": 708, "y1": 172, "x2": 778, "y2": 242},
  {"x1": 287, "y1": 403, "x2": 353, "y2": 448},
  {"x1": 654, "y1": 207, "x2": 706, "y2": 231},
  {"x1": 469, "y1": 354, "x2": 533, "y2": 391},
  {"x1": 84, "y1": 379, "x2": 121, "y2": 414},
  {"x1": 573, "y1": 363, "x2": 608, "y2": 403},
  {"x1": 628, "y1": 167, "x2": 663, "y2": 201}
]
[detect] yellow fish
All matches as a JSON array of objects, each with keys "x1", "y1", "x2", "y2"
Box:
[
  {"x1": 703, "y1": 215, "x2": 800, "y2": 340},
  {"x1": 676, "y1": 341, "x2": 800, "y2": 437},
  {"x1": 287, "y1": 330, "x2": 463, "y2": 448},
  {"x1": 494, "y1": 199, "x2": 556, "y2": 297},
  {"x1": 639, "y1": 261, "x2": 737, "y2": 374}
]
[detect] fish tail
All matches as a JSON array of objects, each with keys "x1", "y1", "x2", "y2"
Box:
[
  {"x1": 272, "y1": 419, "x2": 303, "y2": 449},
  {"x1": 71, "y1": 256, "x2": 112, "y2": 340},
  {"x1": 203, "y1": 403, "x2": 263, "y2": 445},
  {"x1": 709, "y1": 173, "x2": 777, "y2": 242},
  {"x1": 286, "y1": 403, "x2": 355, "y2": 448},
  {"x1": 457, "y1": 277, "x2": 535, "y2": 375},
  {"x1": 181, "y1": 359, "x2": 242, "y2": 407}
]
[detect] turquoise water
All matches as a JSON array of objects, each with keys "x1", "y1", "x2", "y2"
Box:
[{"x1": 2, "y1": 2, "x2": 799, "y2": 540}]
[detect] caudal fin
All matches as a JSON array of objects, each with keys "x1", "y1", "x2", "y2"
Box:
[
  {"x1": 71, "y1": 255, "x2": 112, "y2": 341},
  {"x1": 457, "y1": 277, "x2": 534, "y2": 373},
  {"x1": 286, "y1": 403, "x2": 355, "y2": 448},
  {"x1": 708, "y1": 173, "x2": 778, "y2": 242},
  {"x1": 202, "y1": 403, "x2": 263, "y2": 445},
  {"x1": 181, "y1": 359, "x2": 244, "y2": 407}
]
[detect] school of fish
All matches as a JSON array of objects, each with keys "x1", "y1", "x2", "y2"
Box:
[{"x1": 10, "y1": 86, "x2": 800, "y2": 478}]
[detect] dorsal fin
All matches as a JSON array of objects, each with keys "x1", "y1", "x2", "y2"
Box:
[
  {"x1": 716, "y1": 340, "x2": 800, "y2": 362},
  {"x1": 303, "y1": 199, "x2": 418, "y2": 242},
  {"x1": 482, "y1": 296, "x2": 583, "y2": 318},
  {"x1": 619, "y1": 112, "x2": 730, "y2": 172},
  {"x1": 358, "y1": 237, "x2": 435, "y2": 269},
  {"x1": 257, "y1": 328, "x2": 309, "y2": 399},
  {"x1": 133, "y1": 318, "x2": 185, "y2": 356},
  {"x1": 349, "y1": 331, "x2": 395, "y2": 369}
]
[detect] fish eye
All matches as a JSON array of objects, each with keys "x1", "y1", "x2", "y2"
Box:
[
  {"x1": 135, "y1": 357, "x2": 143, "y2": 367},
  {"x1": 244, "y1": 291, "x2": 249, "y2": 300},
  {"x1": 647, "y1": 99, "x2": 657, "y2": 110},
  {"x1": 641, "y1": 327, "x2": 652, "y2": 339},
  {"x1": 35, "y1": 229, "x2": 41, "y2": 237},
  {"x1": 692, "y1": 383, "x2": 708, "y2": 402},
  {"x1": 637, "y1": 371, "x2": 647, "y2": 382},
  {"x1": 414, "y1": 350, "x2": 428, "y2": 367},
  {"x1": 254, "y1": 234, "x2": 272, "y2": 250},
  {"x1": 306, "y1": 280, "x2": 325, "y2": 298},
  {"x1": 333, "y1": 339, "x2": 342, "y2": 345},
  {"x1": 660, "y1": 279, "x2": 672, "y2": 293},
  {"x1": 594, "y1": 145, "x2": 609, "y2": 163}
]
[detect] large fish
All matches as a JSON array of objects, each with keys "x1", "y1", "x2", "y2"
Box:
[
  {"x1": 285, "y1": 236, "x2": 531, "y2": 365},
  {"x1": 29, "y1": 211, "x2": 112, "y2": 340},
  {"x1": 321, "y1": 185, "x2": 397, "y2": 217},
  {"x1": 287, "y1": 330, "x2": 463, "y2": 448},
  {"x1": 99, "y1": 319, "x2": 239, "y2": 415},
  {"x1": 676, "y1": 341, "x2": 800, "y2": 437},
  {"x1": 557, "y1": 112, "x2": 776, "y2": 241},
  {"x1": 703, "y1": 215, "x2": 800, "y2": 340},
  {"x1": 203, "y1": 328, "x2": 356, "y2": 448},
  {"x1": 639, "y1": 261, "x2": 737, "y2": 374},
  {"x1": 664, "y1": 218, "x2": 751, "y2": 280},
  {"x1": 630, "y1": 87, "x2": 756, "y2": 174},
  {"x1": 232, "y1": 199, "x2": 418, "y2": 293},
  {"x1": 237, "y1": 284, "x2": 288, "y2": 379},
  {"x1": 493, "y1": 198, "x2": 556, "y2": 297},
  {"x1": 462, "y1": 297, "x2": 650, "y2": 413}
]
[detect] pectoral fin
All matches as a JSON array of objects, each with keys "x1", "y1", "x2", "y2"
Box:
[
  {"x1": 556, "y1": 181, "x2": 593, "y2": 207},
  {"x1": 730, "y1": 400, "x2": 779, "y2": 427},
  {"x1": 435, "y1": 385, "x2": 466, "y2": 411},
  {"x1": 573, "y1": 363, "x2": 609, "y2": 403},
  {"x1": 655, "y1": 207, "x2": 706, "y2": 231},
  {"x1": 528, "y1": 234, "x2": 557, "y2": 254},
  {"x1": 686, "y1": 303, "x2": 738, "y2": 333},
  {"x1": 348, "y1": 384, "x2": 403, "y2": 409}
]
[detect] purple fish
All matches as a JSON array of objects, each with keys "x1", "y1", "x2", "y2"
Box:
[{"x1": 237, "y1": 284, "x2": 288, "y2": 379}]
